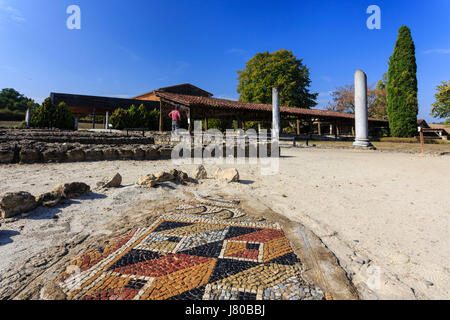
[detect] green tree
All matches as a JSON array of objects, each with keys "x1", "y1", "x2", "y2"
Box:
[
  {"x1": 110, "y1": 108, "x2": 129, "y2": 130},
  {"x1": 430, "y1": 81, "x2": 450, "y2": 122},
  {"x1": 387, "y1": 26, "x2": 419, "y2": 137},
  {"x1": 237, "y1": 49, "x2": 318, "y2": 108},
  {"x1": 0, "y1": 88, "x2": 39, "y2": 121},
  {"x1": 30, "y1": 97, "x2": 74, "y2": 129},
  {"x1": 147, "y1": 109, "x2": 160, "y2": 130}
]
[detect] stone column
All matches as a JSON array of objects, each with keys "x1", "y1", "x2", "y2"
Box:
[
  {"x1": 74, "y1": 116, "x2": 79, "y2": 131},
  {"x1": 353, "y1": 70, "x2": 372, "y2": 147},
  {"x1": 272, "y1": 87, "x2": 280, "y2": 138},
  {"x1": 25, "y1": 107, "x2": 31, "y2": 127},
  {"x1": 105, "y1": 111, "x2": 110, "y2": 129}
]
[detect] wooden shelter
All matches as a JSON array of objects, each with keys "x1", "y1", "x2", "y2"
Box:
[{"x1": 51, "y1": 83, "x2": 389, "y2": 134}]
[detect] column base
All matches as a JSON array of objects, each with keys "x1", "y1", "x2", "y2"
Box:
[{"x1": 353, "y1": 139, "x2": 376, "y2": 149}]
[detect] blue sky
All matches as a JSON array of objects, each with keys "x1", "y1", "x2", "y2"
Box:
[{"x1": 0, "y1": 0, "x2": 449, "y2": 122}]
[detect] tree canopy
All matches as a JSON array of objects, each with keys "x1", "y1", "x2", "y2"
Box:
[
  {"x1": 237, "y1": 49, "x2": 318, "y2": 108},
  {"x1": 387, "y1": 26, "x2": 419, "y2": 137},
  {"x1": 30, "y1": 97, "x2": 74, "y2": 130},
  {"x1": 0, "y1": 88, "x2": 39, "y2": 121},
  {"x1": 327, "y1": 74, "x2": 388, "y2": 120},
  {"x1": 430, "y1": 80, "x2": 450, "y2": 122}
]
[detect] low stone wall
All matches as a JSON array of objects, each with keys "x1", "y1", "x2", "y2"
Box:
[
  {"x1": 0, "y1": 141, "x2": 277, "y2": 164},
  {"x1": 0, "y1": 142, "x2": 170, "y2": 164},
  {"x1": 0, "y1": 129, "x2": 155, "y2": 145}
]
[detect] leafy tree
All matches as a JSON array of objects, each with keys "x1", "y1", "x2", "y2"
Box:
[
  {"x1": 387, "y1": 26, "x2": 419, "y2": 137},
  {"x1": 54, "y1": 102, "x2": 75, "y2": 129},
  {"x1": 206, "y1": 118, "x2": 235, "y2": 131},
  {"x1": 371, "y1": 74, "x2": 388, "y2": 119},
  {"x1": 237, "y1": 49, "x2": 318, "y2": 108},
  {"x1": 110, "y1": 105, "x2": 163, "y2": 130},
  {"x1": 327, "y1": 76, "x2": 388, "y2": 119},
  {"x1": 30, "y1": 97, "x2": 74, "y2": 129},
  {"x1": 110, "y1": 108, "x2": 130, "y2": 130},
  {"x1": 0, "y1": 88, "x2": 39, "y2": 121},
  {"x1": 430, "y1": 80, "x2": 450, "y2": 122},
  {"x1": 147, "y1": 109, "x2": 160, "y2": 130}
]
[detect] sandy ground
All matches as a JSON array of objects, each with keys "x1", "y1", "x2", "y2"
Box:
[{"x1": 0, "y1": 147, "x2": 449, "y2": 300}]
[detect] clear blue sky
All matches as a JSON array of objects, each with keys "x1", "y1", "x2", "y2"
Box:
[{"x1": 0, "y1": 0, "x2": 449, "y2": 122}]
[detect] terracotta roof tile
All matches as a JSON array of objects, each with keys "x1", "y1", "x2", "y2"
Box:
[{"x1": 154, "y1": 91, "x2": 388, "y2": 123}]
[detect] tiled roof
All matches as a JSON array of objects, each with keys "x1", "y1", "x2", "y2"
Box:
[{"x1": 154, "y1": 91, "x2": 388, "y2": 123}]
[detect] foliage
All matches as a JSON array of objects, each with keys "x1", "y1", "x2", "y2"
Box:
[
  {"x1": 0, "y1": 88, "x2": 39, "y2": 121},
  {"x1": 109, "y1": 105, "x2": 164, "y2": 130},
  {"x1": 206, "y1": 118, "x2": 235, "y2": 131},
  {"x1": 327, "y1": 73, "x2": 388, "y2": 120},
  {"x1": 110, "y1": 108, "x2": 131, "y2": 130},
  {"x1": 387, "y1": 26, "x2": 419, "y2": 137},
  {"x1": 430, "y1": 80, "x2": 450, "y2": 121},
  {"x1": 30, "y1": 97, "x2": 74, "y2": 129},
  {"x1": 237, "y1": 49, "x2": 318, "y2": 108}
]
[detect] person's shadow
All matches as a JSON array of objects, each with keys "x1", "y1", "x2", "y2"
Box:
[{"x1": 0, "y1": 230, "x2": 20, "y2": 246}]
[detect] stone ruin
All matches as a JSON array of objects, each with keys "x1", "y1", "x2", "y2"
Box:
[{"x1": 0, "y1": 128, "x2": 277, "y2": 164}]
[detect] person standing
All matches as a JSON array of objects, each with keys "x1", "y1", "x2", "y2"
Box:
[{"x1": 168, "y1": 107, "x2": 181, "y2": 132}]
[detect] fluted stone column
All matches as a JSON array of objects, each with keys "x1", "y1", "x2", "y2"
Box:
[
  {"x1": 272, "y1": 87, "x2": 280, "y2": 139},
  {"x1": 353, "y1": 70, "x2": 372, "y2": 147}
]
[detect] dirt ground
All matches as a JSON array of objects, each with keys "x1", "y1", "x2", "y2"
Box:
[{"x1": 0, "y1": 147, "x2": 449, "y2": 299}]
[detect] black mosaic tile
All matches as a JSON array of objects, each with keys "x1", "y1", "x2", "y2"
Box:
[
  {"x1": 167, "y1": 285, "x2": 206, "y2": 300},
  {"x1": 266, "y1": 252, "x2": 300, "y2": 265},
  {"x1": 107, "y1": 249, "x2": 161, "y2": 271},
  {"x1": 153, "y1": 221, "x2": 194, "y2": 233},
  {"x1": 237, "y1": 291, "x2": 257, "y2": 300},
  {"x1": 225, "y1": 226, "x2": 262, "y2": 239},
  {"x1": 246, "y1": 243, "x2": 260, "y2": 250},
  {"x1": 208, "y1": 259, "x2": 258, "y2": 284},
  {"x1": 179, "y1": 241, "x2": 223, "y2": 258},
  {"x1": 125, "y1": 279, "x2": 147, "y2": 290},
  {"x1": 167, "y1": 236, "x2": 182, "y2": 242}
]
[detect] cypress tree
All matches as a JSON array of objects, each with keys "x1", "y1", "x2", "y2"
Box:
[{"x1": 387, "y1": 26, "x2": 419, "y2": 137}]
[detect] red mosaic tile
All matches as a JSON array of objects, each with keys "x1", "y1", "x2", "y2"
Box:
[
  {"x1": 228, "y1": 249, "x2": 259, "y2": 260},
  {"x1": 111, "y1": 253, "x2": 212, "y2": 277}
]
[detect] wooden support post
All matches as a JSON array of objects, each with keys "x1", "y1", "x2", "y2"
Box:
[
  {"x1": 159, "y1": 101, "x2": 163, "y2": 132},
  {"x1": 296, "y1": 119, "x2": 300, "y2": 136},
  {"x1": 317, "y1": 122, "x2": 322, "y2": 135},
  {"x1": 204, "y1": 118, "x2": 208, "y2": 131},
  {"x1": 334, "y1": 121, "x2": 338, "y2": 140},
  {"x1": 92, "y1": 108, "x2": 96, "y2": 129},
  {"x1": 241, "y1": 120, "x2": 245, "y2": 130},
  {"x1": 351, "y1": 126, "x2": 355, "y2": 136}
]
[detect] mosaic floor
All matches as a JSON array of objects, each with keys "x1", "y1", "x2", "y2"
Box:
[{"x1": 58, "y1": 195, "x2": 324, "y2": 300}]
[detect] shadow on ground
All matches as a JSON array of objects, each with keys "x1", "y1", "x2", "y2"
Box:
[{"x1": 0, "y1": 230, "x2": 20, "y2": 246}]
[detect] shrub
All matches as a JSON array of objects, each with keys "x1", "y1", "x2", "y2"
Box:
[
  {"x1": 110, "y1": 105, "x2": 163, "y2": 130},
  {"x1": 110, "y1": 108, "x2": 129, "y2": 130},
  {"x1": 30, "y1": 97, "x2": 74, "y2": 130}
]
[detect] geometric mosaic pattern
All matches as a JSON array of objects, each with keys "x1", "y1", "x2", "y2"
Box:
[{"x1": 58, "y1": 195, "x2": 324, "y2": 300}]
